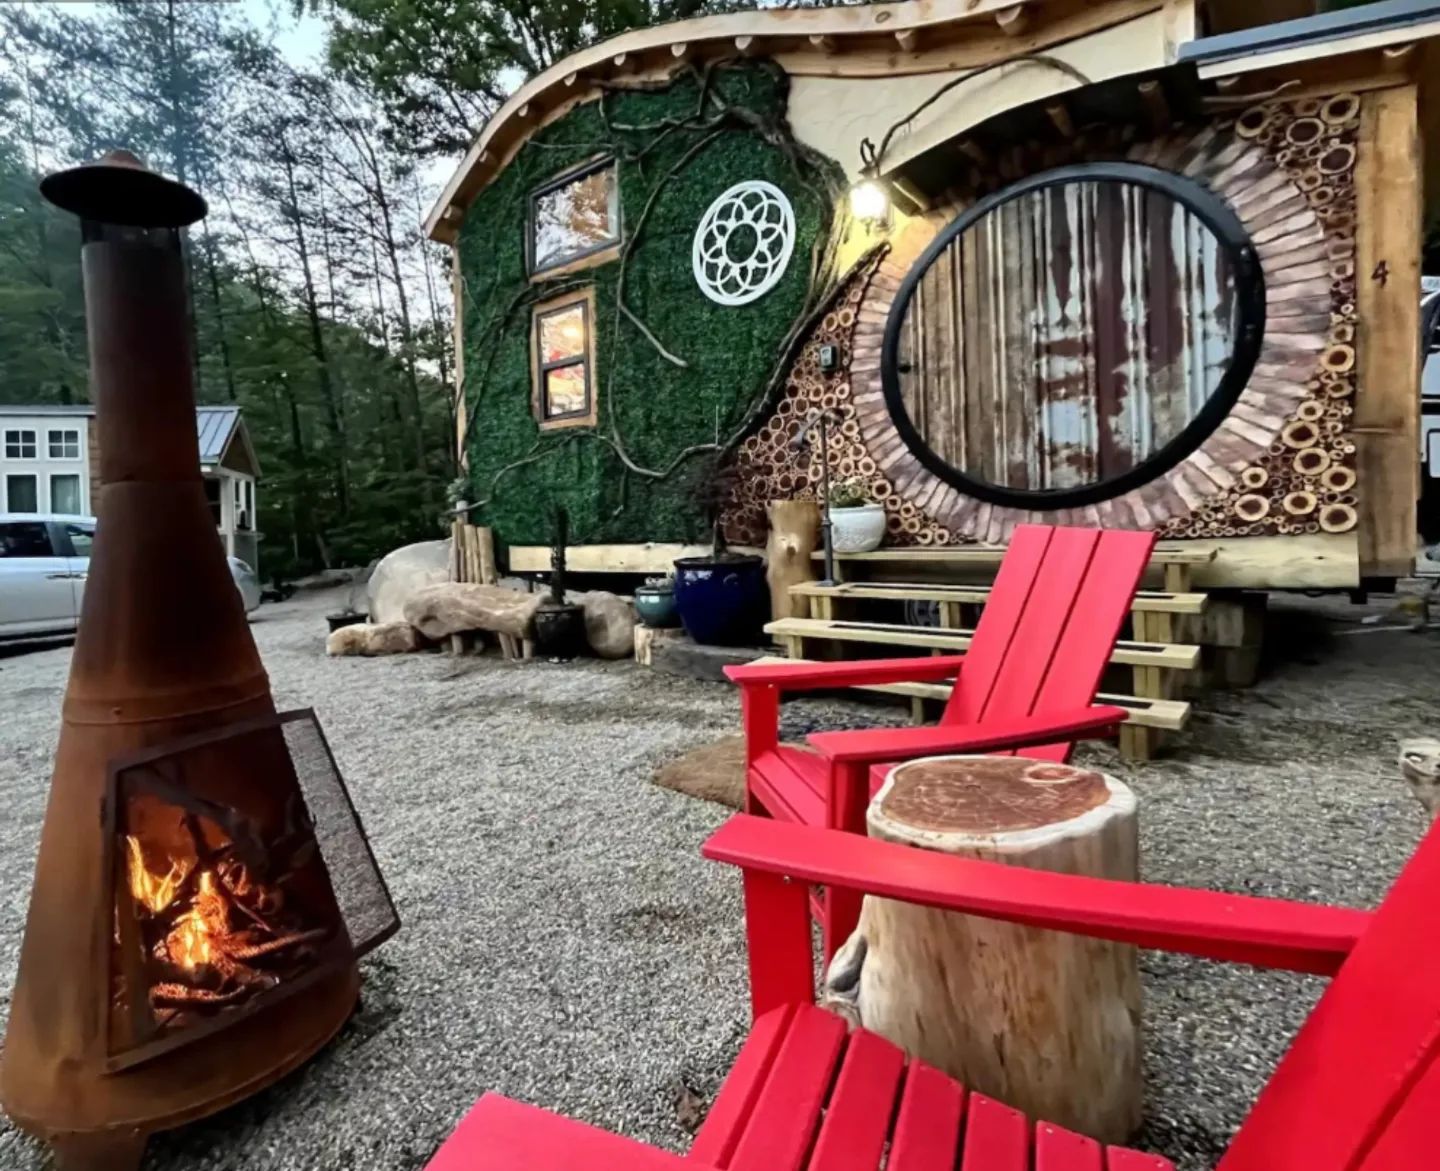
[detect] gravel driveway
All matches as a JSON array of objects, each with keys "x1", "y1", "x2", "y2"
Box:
[{"x1": 0, "y1": 587, "x2": 1432, "y2": 1170}]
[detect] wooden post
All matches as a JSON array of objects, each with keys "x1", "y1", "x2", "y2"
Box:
[
  {"x1": 822, "y1": 755, "x2": 1143, "y2": 1144},
  {"x1": 1355, "y1": 84, "x2": 1421, "y2": 578},
  {"x1": 765, "y1": 500, "x2": 821, "y2": 622},
  {"x1": 475, "y1": 524, "x2": 518, "y2": 660}
]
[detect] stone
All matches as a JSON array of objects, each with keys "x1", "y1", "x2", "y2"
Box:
[
  {"x1": 1400, "y1": 738, "x2": 1440, "y2": 820},
  {"x1": 367, "y1": 539, "x2": 453, "y2": 625},
  {"x1": 582, "y1": 591, "x2": 635, "y2": 659},
  {"x1": 402, "y1": 582, "x2": 542, "y2": 640},
  {"x1": 326, "y1": 621, "x2": 422, "y2": 657}
]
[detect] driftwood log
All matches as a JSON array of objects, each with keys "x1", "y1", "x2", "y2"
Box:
[
  {"x1": 822, "y1": 755, "x2": 1143, "y2": 1143},
  {"x1": 765, "y1": 500, "x2": 820, "y2": 621}
]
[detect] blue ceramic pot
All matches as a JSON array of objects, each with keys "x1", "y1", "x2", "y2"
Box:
[
  {"x1": 634, "y1": 583, "x2": 679, "y2": 628},
  {"x1": 672, "y1": 554, "x2": 768, "y2": 646}
]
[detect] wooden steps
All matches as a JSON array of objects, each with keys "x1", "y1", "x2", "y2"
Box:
[
  {"x1": 750, "y1": 656, "x2": 1191, "y2": 734},
  {"x1": 766, "y1": 617, "x2": 1201, "y2": 672},
  {"x1": 812, "y1": 545, "x2": 1215, "y2": 592},
  {"x1": 791, "y1": 580, "x2": 1208, "y2": 617}
]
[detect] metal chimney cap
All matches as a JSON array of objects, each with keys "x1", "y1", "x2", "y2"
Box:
[{"x1": 40, "y1": 149, "x2": 207, "y2": 228}]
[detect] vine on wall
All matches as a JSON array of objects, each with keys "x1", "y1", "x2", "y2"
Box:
[{"x1": 457, "y1": 61, "x2": 847, "y2": 547}]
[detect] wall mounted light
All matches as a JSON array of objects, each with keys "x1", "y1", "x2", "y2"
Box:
[{"x1": 849, "y1": 179, "x2": 891, "y2": 229}]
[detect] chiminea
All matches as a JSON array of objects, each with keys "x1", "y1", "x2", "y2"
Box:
[{"x1": 0, "y1": 153, "x2": 397, "y2": 1170}]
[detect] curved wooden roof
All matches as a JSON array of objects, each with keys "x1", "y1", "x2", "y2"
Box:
[{"x1": 425, "y1": 0, "x2": 1162, "y2": 242}]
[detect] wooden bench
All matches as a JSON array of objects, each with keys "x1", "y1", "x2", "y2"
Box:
[{"x1": 750, "y1": 654, "x2": 1191, "y2": 742}]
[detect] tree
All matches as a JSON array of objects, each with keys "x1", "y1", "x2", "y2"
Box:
[{"x1": 314, "y1": 0, "x2": 739, "y2": 158}]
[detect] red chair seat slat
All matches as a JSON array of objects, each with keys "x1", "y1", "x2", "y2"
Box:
[
  {"x1": 729, "y1": 1005, "x2": 846, "y2": 1171},
  {"x1": 749, "y1": 747, "x2": 827, "y2": 827},
  {"x1": 886, "y1": 1059, "x2": 966, "y2": 1171},
  {"x1": 1033, "y1": 1123, "x2": 1103, "y2": 1171},
  {"x1": 959, "y1": 1093, "x2": 1030, "y2": 1171},
  {"x1": 689, "y1": 1005, "x2": 795, "y2": 1167},
  {"x1": 807, "y1": 1027, "x2": 906, "y2": 1171}
]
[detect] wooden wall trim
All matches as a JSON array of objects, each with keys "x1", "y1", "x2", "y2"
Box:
[
  {"x1": 1354, "y1": 83, "x2": 1421, "y2": 578},
  {"x1": 452, "y1": 244, "x2": 468, "y2": 473}
]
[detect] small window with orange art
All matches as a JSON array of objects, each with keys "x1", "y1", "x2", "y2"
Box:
[{"x1": 532, "y1": 288, "x2": 597, "y2": 430}]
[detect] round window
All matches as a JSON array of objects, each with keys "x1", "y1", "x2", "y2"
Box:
[{"x1": 881, "y1": 162, "x2": 1265, "y2": 509}]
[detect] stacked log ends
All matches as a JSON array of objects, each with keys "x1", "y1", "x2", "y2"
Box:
[{"x1": 826, "y1": 756, "x2": 1142, "y2": 1143}]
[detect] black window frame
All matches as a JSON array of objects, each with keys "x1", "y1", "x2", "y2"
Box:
[
  {"x1": 47, "y1": 427, "x2": 81, "y2": 459},
  {"x1": 4, "y1": 428, "x2": 37, "y2": 460},
  {"x1": 880, "y1": 160, "x2": 1267, "y2": 510},
  {"x1": 534, "y1": 296, "x2": 593, "y2": 424},
  {"x1": 526, "y1": 156, "x2": 621, "y2": 276}
]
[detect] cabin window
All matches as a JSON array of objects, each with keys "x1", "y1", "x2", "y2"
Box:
[
  {"x1": 532, "y1": 288, "x2": 597, "y2": 430},
  {"x1": 881, "y1": 161, "x2": 1264, "y2": 509},
  {"x1": 48, "y1": 429, "x2": 80, "y2": 460},
  {"x1": 528, "y1": 158, "x2": 619, "y2": 275},
  {"x1": 5, "y1": 429, "x2": 37, "y2": 460},
  {"x1": 50, "y1": 474, "x2": 82, "y2": 516}
]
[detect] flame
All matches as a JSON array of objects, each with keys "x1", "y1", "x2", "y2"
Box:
[
  {"x1": 125, "y1": 837, "x2": 233, "y2": 973},
  {"x1": 167, "y1": 871, "x2": 228, "y2": 971},
  {"x1": 125, "y1": 835, "x2": 190, "y2": 914}
]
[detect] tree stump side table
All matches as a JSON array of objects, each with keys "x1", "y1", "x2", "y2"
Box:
[{"x1": 821, "y1": 755, "x2": 1143, "y2": 1144}]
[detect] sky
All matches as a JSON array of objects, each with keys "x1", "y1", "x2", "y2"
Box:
[{"x1": 59, "y1": 0, "x2": 329, "y2": 69}]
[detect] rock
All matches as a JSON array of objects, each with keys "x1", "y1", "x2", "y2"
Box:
[
  {"x1": 326, "y1": 621, "x2": 422, "y2": 657},
  {"x1": 402, "y1": 582, "x2": 542, "y2": 640},
  {"x1": 368, "y1": 540, "x2": 453, "y2": 625},
  {"x1": 582, "y1": 591, "x2": 635, "y2": 659},
  {"x1": 1400, "y1": 738, "x2": 1440, "y2": 820}
]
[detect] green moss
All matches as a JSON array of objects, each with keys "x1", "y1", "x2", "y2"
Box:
[{"x1": 458, "y1": 62, "x2": 842, "y2": 547}]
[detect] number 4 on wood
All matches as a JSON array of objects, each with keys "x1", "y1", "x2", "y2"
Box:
[{"x1": 1372, "y1": 260, "x2": 1390, "y2": 286}]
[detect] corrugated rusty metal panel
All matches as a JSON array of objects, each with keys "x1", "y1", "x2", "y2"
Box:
[{"x1": 897, "y1": 180, "x2": 1236, "y2": 491}]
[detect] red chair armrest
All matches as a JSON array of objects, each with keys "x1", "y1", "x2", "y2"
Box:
[
  {"x1": 426, "y1": 1093, "x2": 704, "y2": 1170},
  {"x1": 703, "y1": 816, "x2": 1367, "y2": 976},
  {"x1": 807, "y1": 705, "x2": 1127, "y2": 765},
  {"x1": 724, "y1": 655, "x2": 967, "y2": 693}
]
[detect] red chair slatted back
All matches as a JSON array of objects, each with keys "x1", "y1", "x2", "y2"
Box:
[
  {"x1": 941, "y1": 525, "x2": 1156, "y2": 761},
  {"x1": 1220, "y1": 816, "x2": 1440, "y2": 1171}
]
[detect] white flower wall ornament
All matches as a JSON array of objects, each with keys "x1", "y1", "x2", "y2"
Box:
[{"x1": 692, "y1": 180, "x2": 796, "y2": 306}]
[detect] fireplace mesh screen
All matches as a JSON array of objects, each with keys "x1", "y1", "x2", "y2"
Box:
[
  {"x1": 280, "y1": 712, "x2": 398, "y2": 956},
  {"x1": 103, "y1": 708, "x2": 398, "y2": 1069}
]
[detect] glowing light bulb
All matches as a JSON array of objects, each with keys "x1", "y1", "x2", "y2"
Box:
[{"x1": 849, "y1": 180, "x2": 890, "y2": 225}]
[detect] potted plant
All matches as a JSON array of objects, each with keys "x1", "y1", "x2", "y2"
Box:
[
  {"x1": 633, "y1": 574, "x2": 679, "y2": 629},
  {"x1": 673, "y1": 460, "x2": 769, "y2": 646},
  {"x1": 828, "y1": 478, "x2": 886, "y2": 553},
  {"x1": 531, "y1": 507, "x2": 585, "y2": 658}
]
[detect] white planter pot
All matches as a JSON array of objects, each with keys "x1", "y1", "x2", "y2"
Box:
[{"x1": 830, "y1": 504, "x2": 887, "y2": 553}]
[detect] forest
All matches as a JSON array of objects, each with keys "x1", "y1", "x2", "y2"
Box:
[{"x1": 0, "y1": 0, "x2": 753, "y2": 580}]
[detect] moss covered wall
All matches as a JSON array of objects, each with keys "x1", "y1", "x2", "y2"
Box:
[{"x1": 457, "y1": 63, "x2": 843, "y2": 547}]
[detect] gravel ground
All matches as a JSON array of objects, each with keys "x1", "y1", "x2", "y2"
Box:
[{"x1": 0, "y1": 587, "x2": 1434, "y2": 1170}]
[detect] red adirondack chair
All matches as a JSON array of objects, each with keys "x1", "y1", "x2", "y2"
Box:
[
  {"x1": 725, "y1": 524, "x2": 1158, "y2": 957},
  {"x1": 426, "y1": 810, "x2": 1408, "y2": 1171}
]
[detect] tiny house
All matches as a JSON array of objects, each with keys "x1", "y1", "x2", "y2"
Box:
[{"x1": 429, "y1": 0, "x2": 1440, "y2": 590}]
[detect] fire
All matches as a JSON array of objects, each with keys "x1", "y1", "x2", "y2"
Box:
[
  {"x1": 125, "y1": 835, "x2": 190, "y2": 913},
  {"x1": 125, "y1": 836, "x2": 231, "y2": 973},
  {"x1": 167, "y1": 871, "x2": 228, "y2": 971}
]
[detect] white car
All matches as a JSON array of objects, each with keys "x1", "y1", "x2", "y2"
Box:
[{"x1": 0, "y1": 514, "x2": 261, "y2": 641}]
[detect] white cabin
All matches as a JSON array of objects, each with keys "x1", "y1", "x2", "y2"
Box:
[{"x1": 0, "y1": 404, "x2": 261, "y2": 570}]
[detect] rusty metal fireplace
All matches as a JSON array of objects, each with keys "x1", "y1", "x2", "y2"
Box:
[{"x1": 0, "y1": 152, "x2": 397, "y2": 1170}]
